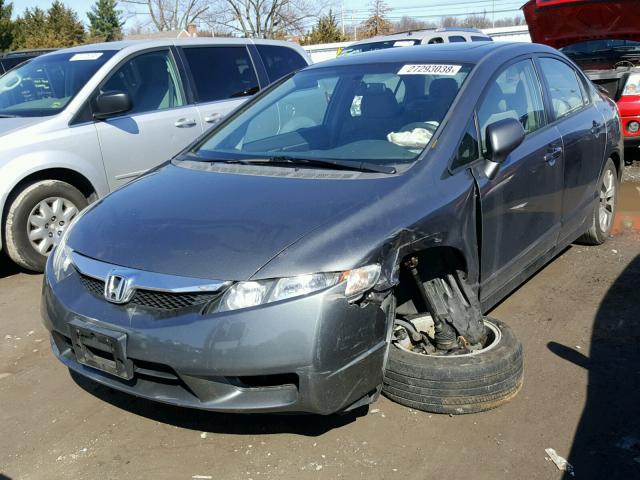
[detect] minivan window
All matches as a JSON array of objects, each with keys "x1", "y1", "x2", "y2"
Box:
[
  {"x1": 538, "y1": 57, "x2": 585, "y2": 119},
  {"x1": 193, "y1": 63, "x2": 472, "y2": 167},
  {"x1": 0, "y1": 50, "x2": 115, "y2": 117},
  {"x1": 256, "y1": 44, "x2": 307, "y2": 82},
  {"x1": 471, "y1": 36, "x2": 491, "y2": 42},
  {"x1": 449, "y1": 36, "x2": 466, "y2": 43},
  {"x1": 101, "y1": 49, "x2": 184, "y2": 115},
  {"x1": 340, "y1": 40, "x2": 421, "y2": 56},
  {"x1": 181, "y1": 46, "x2": 259, "y2": 102},
  {"x1": 477, "y1": 59, "x2": 546, "y2": 153}
]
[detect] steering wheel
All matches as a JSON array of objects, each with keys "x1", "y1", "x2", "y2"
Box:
[{"x1": 0, "y1": 72, "x2": 22, "y2": 93}]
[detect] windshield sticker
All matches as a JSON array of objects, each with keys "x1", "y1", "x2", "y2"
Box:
[
  {"x1": 393, "y1": 40, "x2": 416, "y2": 47},
  {"x1": 70, "y1": 52, "x2": 103, "y2": 62},
  {"x1": 398, "y1": 64, "x2": 462, "y2": 75}
]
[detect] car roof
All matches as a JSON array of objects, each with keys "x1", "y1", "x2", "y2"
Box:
[
  {"x1": 308, "y1": 42, "x2": 556, "y2": 70},
  {"x1": 38, "y1": 38, "x2": 305, "y2": 55},
  {"x1": 348, "y1": 27, "x2": 490, "y2": 47}
]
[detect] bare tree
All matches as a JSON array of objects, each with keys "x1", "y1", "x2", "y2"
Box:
[
  {"x1": 393, "y1": 16, "x2": 436, "y2": 33},
  {"x1": 121, "y1": 0, "x2": 209, "y2": 31},
  {"x1": 205, "y1": 0, "x2": 322, "y2": 39},
  {"x1": 360, "y1": 0, "x2": 392, "y2": 39}
]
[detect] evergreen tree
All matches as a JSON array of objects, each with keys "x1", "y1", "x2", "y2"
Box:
[
  {"x1": 87, "y1": 0, "x2": 124, "y2": 42},
  {"x1": 13, "y1": 2, "x2": 85, "y2": 49},
  {"x1": 302, "y1": 10, "x2": 346, "y2": 45},
  {"x1": 0, "y1": 0, "x2": 13, "y2": 51}
]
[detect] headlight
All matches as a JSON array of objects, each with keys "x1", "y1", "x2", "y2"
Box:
[
  {"x1": 48, "y1": 203, "x2": 91, "y2": 282},
  {"x1": 628, "y1": 121, "x2": 640, "y2": 133},
  {"x1": 219, "y1": 265, "x2": 381, "y2": 312},
  {"x1": 50, "y1": 232, "x2": 73, "y2": 282},
  {"x1": 623, "y1": 73, "x2": 640, "y2": 96}
]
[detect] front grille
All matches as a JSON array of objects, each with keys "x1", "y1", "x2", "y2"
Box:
[{"x1": 78, "y1": 274, "x2": 219, "y2": 311}]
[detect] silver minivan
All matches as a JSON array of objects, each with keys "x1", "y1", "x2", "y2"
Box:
[{"x1": 0, "y1": 38, "x2": 310, "y2": 271}]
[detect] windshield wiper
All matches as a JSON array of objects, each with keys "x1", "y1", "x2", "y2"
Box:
[{"x1": 222, "y1": 155, "x2": 397, "y2": 174}]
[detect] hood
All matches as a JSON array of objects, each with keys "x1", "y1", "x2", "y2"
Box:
[
  {"x1": 0, "y1": 116, "x2": 46, "y2": 137},
  {"x1": 523, "y1": 0, "x2": 640, "y2": 49},
  {"x1": 68, "y1": 162, "x2": 403, "y2": 280}
]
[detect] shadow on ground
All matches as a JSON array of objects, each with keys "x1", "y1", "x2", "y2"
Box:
[
  {"x1": 0, "y1": 251, "x2": 27, "y2": 280},
  {"x1": 70, "y1": 370, "x2": 367, "y2": 437},
  {"x1": 549, "y1": 254, "x2": 640, "y2": 478}
]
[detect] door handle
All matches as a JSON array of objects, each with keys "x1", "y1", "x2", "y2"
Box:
[
  {"x1": 204, "y1": 113, "x2": 223, "y2": 124},
  {"x1": 543, "y1": 146, "x2": 562, "y2": 165},
  {"x1": 591, "y1": 120, "x2": 602, "y2": 135},
  {"x1": 174, "y1": 118, "x2": 197, "y2": 128}
]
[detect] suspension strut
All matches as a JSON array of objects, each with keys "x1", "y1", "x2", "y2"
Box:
[{"x1": 403, "y1": 256, "x2": 458, "y2": 351}]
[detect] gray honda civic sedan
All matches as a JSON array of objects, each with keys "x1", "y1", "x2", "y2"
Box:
[{"x1": 42, "y1": 42, "x2": 622, "y2": 415}]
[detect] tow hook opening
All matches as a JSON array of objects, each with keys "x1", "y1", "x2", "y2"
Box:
[{"x1": 393, "y1": 255, "x2": 489, "y2": 356}]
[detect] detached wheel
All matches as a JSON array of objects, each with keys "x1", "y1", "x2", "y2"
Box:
[
  {"x1": 579, "y1": 158, "x2": 618, "y2": 245},
  {"x1": 4, "y1": 180, "x2": 86, "y2": 272},
  {"x1": 383, "y1": 317, "x2": 523, "y2": 414}
]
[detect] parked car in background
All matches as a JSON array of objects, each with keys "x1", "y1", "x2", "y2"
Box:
[
  {"x1": 0, "y1": 49, "x2": 57, "y2": 74},
  {"x1": 0, "y1": 38, "x2": 310, "y2": 272},
  {"x1": 524, "y1": 0, "x2": 640, "y2": 148},
  {"x1": 43, "y1": 42, "x2": 622, "y2": 416},
  {"x1": 339, "y1": 28, "x2": 492, "y2": 56}
]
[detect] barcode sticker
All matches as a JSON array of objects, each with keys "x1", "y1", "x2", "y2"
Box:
[{"x1": 398, "y1": 64, "x2": 462, "y2": 75}]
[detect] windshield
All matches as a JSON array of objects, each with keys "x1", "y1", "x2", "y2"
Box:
[
  {"x1": 0, "y1": 50, "x2": 115, "y2": 117},
  {"x1": 340, "y1": 40, "x2": 422, "y2": 56},
  {"x1": 193, "y1": 62, "x2": 471, "y2": 169}
]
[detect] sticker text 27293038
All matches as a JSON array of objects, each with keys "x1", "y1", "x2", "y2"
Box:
[{"x1": 398, "y1": 64, "x2": 462, "y2": 76}]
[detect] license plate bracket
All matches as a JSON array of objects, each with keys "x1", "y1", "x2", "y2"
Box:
[{"x1": 69, "y1": 319, "x2": 134, "y2": 380}]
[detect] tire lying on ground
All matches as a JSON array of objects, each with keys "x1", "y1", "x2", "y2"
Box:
[{"x1": 382, "y1": 317, "x2": 523, "y2": 414}]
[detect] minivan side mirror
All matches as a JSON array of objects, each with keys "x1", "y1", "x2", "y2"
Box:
[
  {"x1": 483, "y1": 117, "x2": 525, "y2": 180},
  {"x1": 93, "y1": 91, "x2": 132, "y2": 120}
]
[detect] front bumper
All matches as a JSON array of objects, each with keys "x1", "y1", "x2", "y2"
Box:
[{"x1": 41, "y1": 262, "x2": 389, "y2": 415}]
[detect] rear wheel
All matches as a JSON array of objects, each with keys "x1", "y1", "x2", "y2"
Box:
[
  {"x1": 3, "y1": 180, "x2": 86, "y2": 272},
  {"x1": 578, "y1": 158, "x2": 618, "y2": 245}
]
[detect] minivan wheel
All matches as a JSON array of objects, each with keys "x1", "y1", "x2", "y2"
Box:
[
  {"x1": 3, "y1": 180, "x2": 87, "y2": 272},
  {"x1": 578, "y1": 158, "x2": 618, "y2": 245},
  {"x1": 383, "y1": 317, "x2": 523, "y2": 414}
]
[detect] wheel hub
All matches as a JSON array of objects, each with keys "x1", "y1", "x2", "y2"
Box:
[
  {"x1": 599, "y1": 169, "x2": 616, "y2": 232},
  {"x1": 27, "y1": 197, "x2": 79, "y2": 255}
]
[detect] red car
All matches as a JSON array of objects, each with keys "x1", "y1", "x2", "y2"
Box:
[{"x1": 524, "y1": 0, "x2": 640, "y2": 148}]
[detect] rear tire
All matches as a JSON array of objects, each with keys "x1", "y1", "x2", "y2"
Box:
[
  {"x1": 578, "y1": 158, "x2": 618, "y2": 245},
  {"x1": 3, "y1": 180, "x2": 87, "y2": 272},
  {"x1": 383, "y1": 317, "x2": 523, "y2": 414}
]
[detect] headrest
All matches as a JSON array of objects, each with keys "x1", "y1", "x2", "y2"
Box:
[
  {"x1": 429, "y1": 78, "x2": 458, "y2": 98},
  {"x1": 360, "y1": 84, "x2": 399, "y2": 118}
]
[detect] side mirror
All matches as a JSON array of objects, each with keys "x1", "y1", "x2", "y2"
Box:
[
  {"x1": 484, "y1": 117, "x2": 525, "y2": 180},
  {"x1": 93, "y1": 91, "x2": 132, "y2": 120}
]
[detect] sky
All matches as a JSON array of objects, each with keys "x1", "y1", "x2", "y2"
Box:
[{"x1": 10, "y1": 0, "x2": 526, "y2": 31}]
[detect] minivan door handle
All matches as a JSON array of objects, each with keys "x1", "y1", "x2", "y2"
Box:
[
  {"x1": 204, "y1": 113, "x2": 223, "y2": 124},
  {"x1": 175, "y1": 118, "x2": 197, "y2": 128},
  {"x1": 543, "y1": 146, "x2": 562, "y2": 165}
]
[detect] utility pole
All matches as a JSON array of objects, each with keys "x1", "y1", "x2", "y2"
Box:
[{"x1": 341, "y1": 1, "x2": 345, "y2": 36}]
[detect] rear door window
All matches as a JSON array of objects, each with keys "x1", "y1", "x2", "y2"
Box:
[
  {"x1": 256, "y1": 45, "x2": 307, "y2": 82},
  {"x1": 448, "y1": 36, "x2": 466, "y2": 43},
  {"x1": 181, "y1": 46, "x2": 259, "y2": 103},
  {"x1": 538, "y1": 57, "x2": 586, "y2": 119}
]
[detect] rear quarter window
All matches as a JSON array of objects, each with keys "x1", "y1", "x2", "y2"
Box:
[{"x1": 256, "y1": 45, "x2": 307, "y2": 83}]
